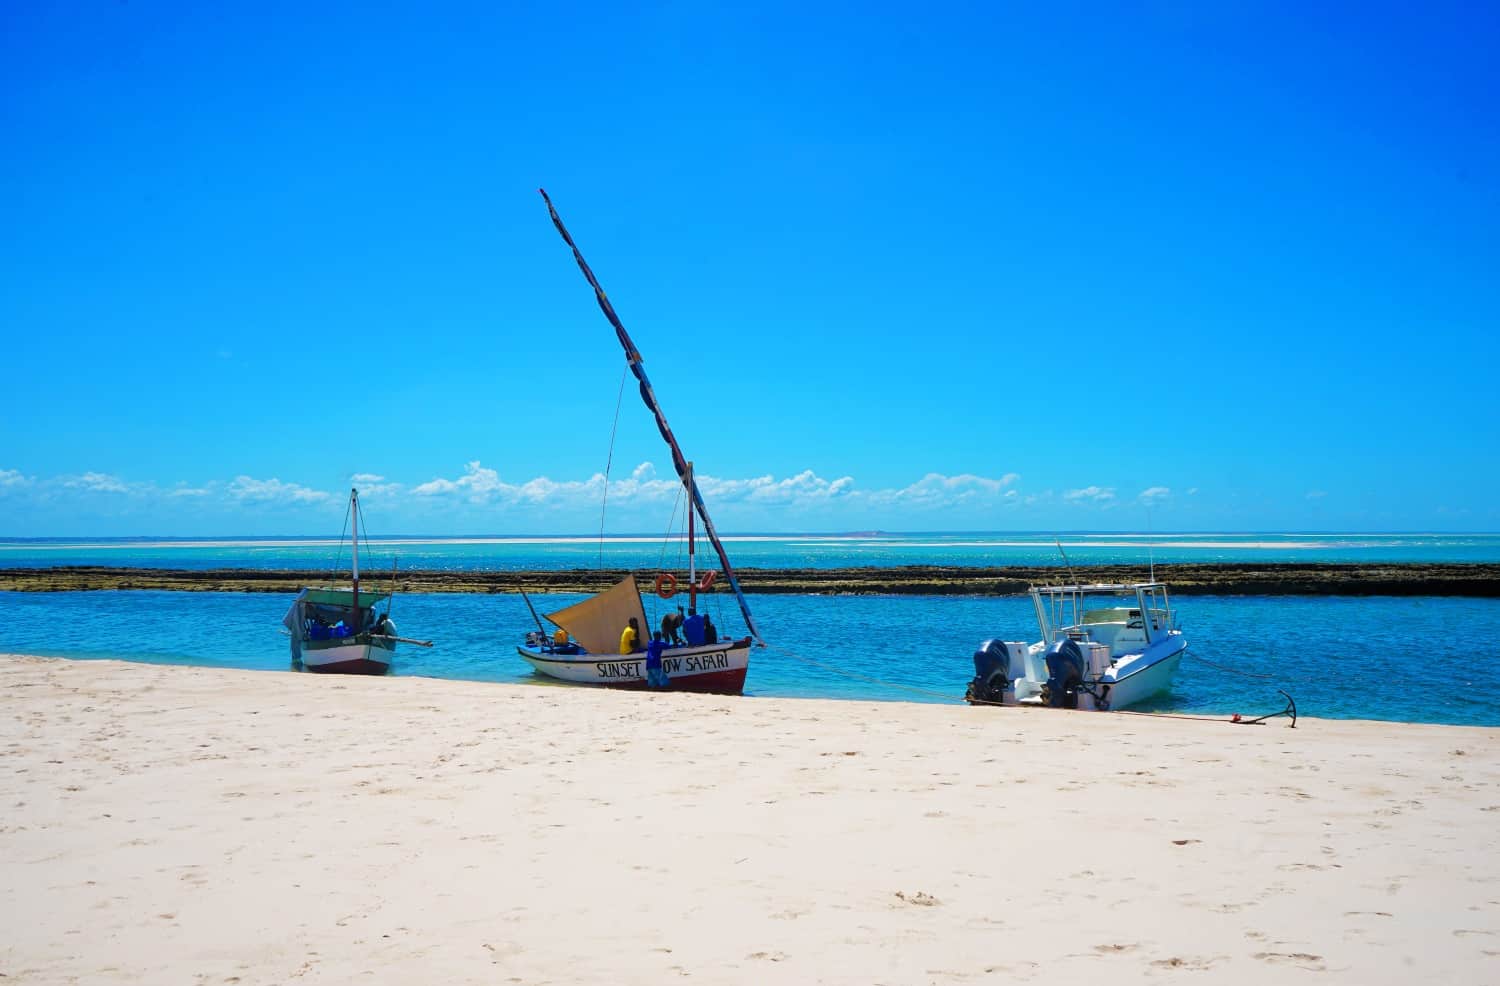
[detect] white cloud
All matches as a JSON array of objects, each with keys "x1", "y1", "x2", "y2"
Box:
[
  {"x1": 350, "y1": 473, "x2": 403, "y2": 497},
  {"x1": 1138, "y1": 486, "x2": 1171, "y2": 504},
  {"x1": 0, "y1": 468, "x2": 30, "y2": 489},
  {"x1": 1306, "y1": 490, "x2": 1327, "y2": 500},
  {"x1": 868, "y1": 472, "x2": 1019, "y2": 507},
  {"x1": 1187, "y1": 487, "x2": 1199, "y2": 496},
  {"x1": 1064, "y1": 485, "x2": 1116, "y2": 504},
  {"x1": 227, "y1": 476, "x2": 332, "y2": 504},
  {"x1": 413, "y1": 460, "x2": 515, "y2": 501},
  {"x1": 700, "y1": 469, "x2": 855, "y2": 505},
  {"x1": 412, "y1": 476, "x2": 459, "y2": 496},
  {"x1": 64, "y1": 472, "x2": 131, "y2": 494}
]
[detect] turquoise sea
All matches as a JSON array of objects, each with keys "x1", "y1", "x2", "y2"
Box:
[
  {"x1": 2, "y1": 586, "x2": 1497, "y2": 728},
  {"x1": 4, "y1": 531, "x2": 1500, "y2": 570}
]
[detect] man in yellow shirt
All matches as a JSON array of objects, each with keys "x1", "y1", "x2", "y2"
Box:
[
  {"x1": 552, "y1": 627, "x2": 569, "y2": 647},
  {"x1": 619, "y1": 617, "x2": 641, "y2": 655}
]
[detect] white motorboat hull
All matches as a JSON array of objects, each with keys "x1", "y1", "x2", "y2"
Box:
[
  {"x1": 1096, "y1": 637, "x2": 1186, "y2": 709},
  {"x1": 516, "y1": 638, "x2": 751, "y2": 694}
]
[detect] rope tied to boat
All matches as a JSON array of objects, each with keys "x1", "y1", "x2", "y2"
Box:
[{"x1": 765, "y1": 642, "x2": 1297, "y2": 726}]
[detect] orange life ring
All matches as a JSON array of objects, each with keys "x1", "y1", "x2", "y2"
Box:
[
  {"x1": 654, "y1": 572, "x2": 678, "y2": 599},
  {"x1": 697, "y1": 571, "x2": 718, "y2": 592}
]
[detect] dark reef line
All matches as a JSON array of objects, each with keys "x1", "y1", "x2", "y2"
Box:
[{"x1": 3, "y1": 563, "x2": 1499, "y2": 597}]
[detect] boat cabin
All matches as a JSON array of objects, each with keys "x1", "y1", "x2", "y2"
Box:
[
  {"x1": 286, "y1": 587, "x2": 392, "y2": 641},
  {"x1": 1031, "y1": 582, "x2": 1177, "y2": 660}
]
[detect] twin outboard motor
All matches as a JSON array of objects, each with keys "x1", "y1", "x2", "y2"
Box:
[
  {"x1": 965, "y1": 639, "x2": 1011, "y2": 705},
  {"x1": 1043, "y1": 638, "x2": 1086, "y2": 709}
]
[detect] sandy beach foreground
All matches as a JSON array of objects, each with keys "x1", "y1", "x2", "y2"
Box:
[{"x1": 3, "y1": 655, "x2": 1497, "y2": 984}]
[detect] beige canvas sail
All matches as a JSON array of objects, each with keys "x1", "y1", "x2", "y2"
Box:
[{"x1": 545, "y1": 575, "x2": 649, "y2": 655}]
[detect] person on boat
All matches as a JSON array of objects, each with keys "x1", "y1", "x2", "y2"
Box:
[
  {"x1": 682, "y1": 607, "x2": 705, "y2": 646},
  {"x1": 645, "y1": 632, "x2": 669, "y2": 689},
  {"x1": 372, "y1": 612, "x2": 393, "y2": 637},
  {"x1": 661, "y1": 605, "x2": 685, "y2": 646},
  {"x1": 702, "y1": 613, "x2": 717, "y2": 645},
  {"x1": 619, "y1": 617, "x2": 641, "y2": 655},
  {"x1": 552, "y1": 626, "x2": 568, "y2": 648}
]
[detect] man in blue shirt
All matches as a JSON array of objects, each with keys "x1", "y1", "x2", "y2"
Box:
[
  {"x1": 645, "y1": 631, "x2": 669, "y2": 689},
  {"x1": 682, "y1": 607, "x2": 705, "y2": 646}
]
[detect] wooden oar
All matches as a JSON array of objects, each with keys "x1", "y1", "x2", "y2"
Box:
[{"x1": 371, "y1": 634, "x2": 434, "y2": 647}]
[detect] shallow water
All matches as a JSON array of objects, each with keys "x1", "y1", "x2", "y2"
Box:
[
  {"x1": 4, "y1": 531, "x2": 1500, "y2": 570},
  {"x1": 2, "y1": 590, "x2": 1497, "y2": 727}
]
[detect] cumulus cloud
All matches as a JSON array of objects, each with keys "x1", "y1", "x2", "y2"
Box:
[
  {"x1": 1138, "y1": 486, "x2": 1171, "y2": 504},
  {"x1": 349, "y1": 473, "x2": 403, "y2": 497},
  {"x1": 411, "y1": 460, "x2": 864, "y2": 513},
  {"x1": 227, "y1": 476, "x2": 332, "y2": 504},
  {"x1": 0, "y1": 468, "x2": 30, "y2": 489},
  {"x1": 414, "y1": 461, "x2": 527, "y2": 501},
  {"x1": 863, "y1": 471, "x2": 1018, "y2": 508},
  {"x1": 1306, "y1": 490, "x2": 1327, "y2": 499},
  {"x1": 1064, "y1": 485, "x2": 1116, "y2": 503},
  {"x1": 63, "y1": 472, "x2": 131, "y2": 494}
]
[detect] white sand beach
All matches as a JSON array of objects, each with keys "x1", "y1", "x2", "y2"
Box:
[{"x1": 2, "y1": 653, "x2": 1497, "y2": 984}]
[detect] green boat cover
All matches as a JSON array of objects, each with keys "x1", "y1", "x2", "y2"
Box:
[{"x1": 300, "y1": 587, "x2": 393, "y2": 608}]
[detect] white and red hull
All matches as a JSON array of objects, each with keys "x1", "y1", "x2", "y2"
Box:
[
  {"x1": 516, "y1": 638, "x2": 751, "y2": 694},
  {"x1": 298, "y1": 638, "x2": 395, "y2": 676}
]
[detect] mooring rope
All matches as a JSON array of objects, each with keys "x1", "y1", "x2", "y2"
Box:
[
  {"x1": 763, "y1": 642, "x2": 965, "y2": 704},
  {"x1": 763, "y1": 642, "x2": 1297, "y2": 726},
  {"x1": 1188, "y1": 651, "x2": 1277, "y2": 680}
]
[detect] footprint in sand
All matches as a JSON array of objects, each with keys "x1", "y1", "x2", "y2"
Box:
[
  {"x1": 1254, "y1": 952, "x2": 1326, "y2": 970},
  {"x1": 895, "y1": 891, "x2": 940, "y2": 907},
  {"x1": 1150, "y1": 956, "x2": 1222, "y2": 971}
]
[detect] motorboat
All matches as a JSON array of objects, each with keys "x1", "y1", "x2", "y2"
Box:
[{"x1": 965, "y1": 581, "x2": 1186, "y2": 711}]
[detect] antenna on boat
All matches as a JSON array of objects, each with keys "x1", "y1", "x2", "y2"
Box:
[
  {"x1": 1054, "y1": 536, "x2": 1073, "y2": 578},
  {"x1": 1147, "y1": 507, "x2": 1156, "y2": 582}
]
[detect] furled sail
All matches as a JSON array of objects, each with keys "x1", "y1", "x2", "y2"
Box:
[
  {"x1": 545, "y1": 575, "x2": 649, "y2": 656},
  {"x1": 540, "y1": 189, "x2": 764, "y2": 645}
]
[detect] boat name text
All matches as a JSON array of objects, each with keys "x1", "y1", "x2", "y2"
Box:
[{"x1": 594, "y1": 651, "x2": 730, "y2": 679}]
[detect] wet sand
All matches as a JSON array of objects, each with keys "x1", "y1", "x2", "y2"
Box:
[
  {"x1": 2, "y1": 562, "x2": 1499, "y2": 596},
  {"x1": 2, "y1": 653, "x2": 1496, "y2": 984}
]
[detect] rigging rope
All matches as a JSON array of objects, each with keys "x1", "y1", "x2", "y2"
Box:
[
  {"x1": 596, "y1": 364, "x2": 630, "y2": 570},
  {"x1": 328, "y1": 495, "x2": 352, "y2": 589}
]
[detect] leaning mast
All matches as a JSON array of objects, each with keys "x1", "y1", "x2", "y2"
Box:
[{"x1": 539, "y1": 189, "x2": 764, "y2": 646}]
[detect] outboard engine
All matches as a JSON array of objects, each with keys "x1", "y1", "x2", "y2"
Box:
[
  {"x1": 1043, "y1": 638, "x2": 1086, "y2": 709},
  {"x1": 965, "y1": 639, "x2": 1011, "y2": 705}
]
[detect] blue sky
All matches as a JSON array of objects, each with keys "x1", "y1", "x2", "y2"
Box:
[{"x1": 2, "y1": 2, "x2": 1496, "y2": 536}]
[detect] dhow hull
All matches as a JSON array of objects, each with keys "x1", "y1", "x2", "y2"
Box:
[
  {"x1": 298, "y1": 639, "x2": 395, "y2": 676},
  {"x1": 516, "y1": 639, "x2": 751, "y2": 695}
]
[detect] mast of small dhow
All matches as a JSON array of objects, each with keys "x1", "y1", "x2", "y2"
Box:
[
  {"x1": 350, "y1": 488, "x2": 361, "y2": 631},
  {"x1": 687, "y1": 461, "x2": 697, "y2": 613}
]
